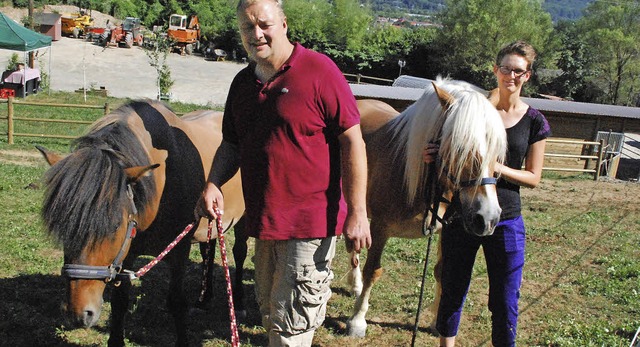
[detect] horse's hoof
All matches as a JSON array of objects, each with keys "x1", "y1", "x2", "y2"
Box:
[
  {"x1": 346, "y1": 321, "x2": 367, "y2": 337},
  {"x1": 235, "y1": 309, "x2": 248, "y2": 322}
]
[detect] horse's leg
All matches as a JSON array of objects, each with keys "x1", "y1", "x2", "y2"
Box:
[
  {"x1": 346, "y1": 221, "x2": 388, "y2": 337},
  {"x1": 195, "y1": 239, "x2": 216, "y2": 310},
  {"x1": 166, "y1": 246, "x2": 190, "y2": 347},
  {"x1": 107, "y1": 262, "x2": 133, "y2": 347},
  {"x1": 428, "y1": 231, "x2": 443, "y2": 332},
  {"x1": 347, "y1": 250, "x2": 363, "y2": 297},
  {"x1": 232, "y1": 216, "x2": 248, "y2": 320}
]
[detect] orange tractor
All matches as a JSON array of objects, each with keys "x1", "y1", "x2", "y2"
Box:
[
  {"x1": 167, "y1": 14, "x2": 201, "y2": 55},
  {"x1": 102, "y1": 17, "x2": 144, "y2": 48}
]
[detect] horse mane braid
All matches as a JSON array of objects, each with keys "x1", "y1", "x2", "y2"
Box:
[{"x1": 41, "y1": 106, "x2": 155, "y2": 258}]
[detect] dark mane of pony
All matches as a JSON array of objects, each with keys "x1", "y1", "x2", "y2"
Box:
[{"x1": 41, "y1": 104, "x2": 155, "y2": 258}]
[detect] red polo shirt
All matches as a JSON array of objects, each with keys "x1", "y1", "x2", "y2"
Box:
[{"x1": 222, "y1": 43, "x2": 360, "y2": 240}]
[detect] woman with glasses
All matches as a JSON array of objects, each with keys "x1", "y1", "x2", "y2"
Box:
[{"x1": 424, "y1": 40, "x2": 551, "y2": 346}]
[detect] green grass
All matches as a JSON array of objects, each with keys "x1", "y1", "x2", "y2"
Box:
[{"x1": 0, "y1": 92, "x2": 639, "y2": 346}]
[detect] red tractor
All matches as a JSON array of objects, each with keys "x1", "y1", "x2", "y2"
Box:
[{"x1": 102, "y1": 17, "x2": 144, "y2": 48}]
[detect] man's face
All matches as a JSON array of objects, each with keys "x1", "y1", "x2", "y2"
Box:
[{"x1": 237, "y1": 0, "x2": 288, "y2": 65}]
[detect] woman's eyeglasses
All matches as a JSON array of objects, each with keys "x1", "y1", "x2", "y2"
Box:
[{"x1": 498, "y1": 66, "x2": 529, "y2": 78}]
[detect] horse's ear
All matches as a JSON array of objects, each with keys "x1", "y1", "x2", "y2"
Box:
[
  {"x1": 125, "y1": 164, "x2": 160, "y2": 183},
  {"x1": 432, "y1": 82, "x2": 455, "y2": 110},
  {"x1": 487, "y1": 88, "x2": 500, "y2": 107},
  {"x1": 36, "y1": 145, "x2": 63, "y2": 166}
]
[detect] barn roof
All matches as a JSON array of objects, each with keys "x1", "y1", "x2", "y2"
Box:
[
  {"x1": 350, "y1": 75, "x2": 640, "y2": 121},
  {"x1": 522, "y1": 97, "x2": 640, "y2": 120}
]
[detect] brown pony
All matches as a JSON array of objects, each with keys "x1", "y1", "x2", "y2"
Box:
[
  {"x1": 38, "y1": 100, "x2": 246, "y2": 346},
  {"x1": 346, "y1": 78, "x2": 507, "y2": 337}
]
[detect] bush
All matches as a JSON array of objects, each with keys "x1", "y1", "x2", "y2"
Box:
[{"x1": 5, "y1": 53, "x2": 21, "y2": 71}]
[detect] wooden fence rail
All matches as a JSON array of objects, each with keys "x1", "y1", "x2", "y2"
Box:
[
  {"x1": 344, "y1": 73, "x2": 394, "y2": 85},
  {"x1": 0, "y1": 97, "x2": 109, "y2": 144},
  {"x1": 544, "y1": 138, "x2": 605, "y2": 180},
  {"x1": 1, "y1": 97, "x2": 605, "y2": 179}
]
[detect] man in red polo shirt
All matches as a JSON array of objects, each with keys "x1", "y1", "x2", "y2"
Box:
[{"x1": 196, "y1": 0, "x2": 371, "y2": 345}]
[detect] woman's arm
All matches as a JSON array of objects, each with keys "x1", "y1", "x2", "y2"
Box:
[{"x1": 495, "y1": 139, "x2": 546, "y2": 188}]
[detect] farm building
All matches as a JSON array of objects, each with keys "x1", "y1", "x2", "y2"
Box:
[
  {"x1": 350, "y1": 76, "x2": 640, "y2": 180},
  {"x1": 33, "y1": 13, "x2": 62, "y2": 41}
]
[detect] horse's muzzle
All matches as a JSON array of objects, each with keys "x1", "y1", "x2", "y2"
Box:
[
  {"x1": 61, "y1": 297, "x2": 103, "y2": 328},
  {"x1": 465, "y1": 210, "x2": 500, "y2": 237}
]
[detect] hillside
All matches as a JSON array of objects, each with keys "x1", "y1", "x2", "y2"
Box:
[
  {"x1": 368, "y1": 0, "x2": 592, "y2": 21},
  {"x1": 0, "y1": 4, "x2": 116, "y2": 27}
]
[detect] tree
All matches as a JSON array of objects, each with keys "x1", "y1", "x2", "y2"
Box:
[
  {"x1": 545, "y1": 21, "x2": 595, "y2": 101},
  {"x1": 577, "y1": 0, "x2": 640, "y2": 105},
  {"x1": 284, "y1": 0, "x2": 331, "y2": 50},
  {"x1": 188, "y1": 0, "x2": 239, "y2": 53},
  {"x1": 434, "y1": 0, "x2": 553, "y2": 90},
  {"x1": 145, "y1": 34, "x2": 174, "y2": 100},
  {"x1": 327, "y1": 0, "x2": 372, "y2": 52}
]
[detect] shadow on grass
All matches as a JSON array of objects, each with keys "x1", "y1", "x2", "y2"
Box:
[
  {"x1": 0, "y1": 273, "x2": 83, "y2": 346},
  {"x1": 0, "y1": 259, "x2": 266, "y2": 346}
]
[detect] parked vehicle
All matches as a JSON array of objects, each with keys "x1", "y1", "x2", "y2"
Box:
[
  {"x1": 167, "y1": 14, "x2": 201, "y2": 55},
  {"x1": 60, "y1": 12, "x2": 94, "y2": 38},
  {"x1": 102, "y1": 17, "x2": 143, "y2": 48}
]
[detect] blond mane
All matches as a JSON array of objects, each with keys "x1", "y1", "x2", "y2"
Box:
[{"x1": 391, "y1": 77, "x2": 507, "y2": 204}]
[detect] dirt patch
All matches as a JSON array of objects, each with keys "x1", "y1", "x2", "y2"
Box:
[
  {"x1": 0, "y1": 148, "x2": 44, "y2": 167},
  {"x1": 523, "y1": 176, "x2": 637, "y2": 210}
]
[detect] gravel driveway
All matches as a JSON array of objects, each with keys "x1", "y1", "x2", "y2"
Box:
[{"x1": 1, "y1": 37, "x2": 247, "y2": 107}]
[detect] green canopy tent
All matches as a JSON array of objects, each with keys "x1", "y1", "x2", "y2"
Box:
[{"x1": 0, "y1": 12, "x2": 52, "y2": 96}]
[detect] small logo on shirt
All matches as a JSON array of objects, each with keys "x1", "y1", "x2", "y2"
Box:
[{"x1": 281, "y1": 88, "x2": 289, "y2": 94}]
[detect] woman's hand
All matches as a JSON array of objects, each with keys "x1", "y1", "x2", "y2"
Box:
[{"x1": 423, "y1": 142, "x2": 440, "y2": 164}]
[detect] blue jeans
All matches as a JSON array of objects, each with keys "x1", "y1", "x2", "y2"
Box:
[{"x1": 436, "y1": 216, "x2": 526, "y2": 347}]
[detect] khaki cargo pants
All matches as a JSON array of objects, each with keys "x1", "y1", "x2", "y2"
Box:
[{"x1": 254, "y1": 237, "x2": 336, "y2": 347}]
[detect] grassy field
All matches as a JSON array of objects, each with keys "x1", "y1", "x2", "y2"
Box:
[{"x1": 0, "y1": 93, "x2": 639, "y2": 346}]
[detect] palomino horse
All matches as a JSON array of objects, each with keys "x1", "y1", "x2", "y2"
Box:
[
  {"x1": 346, "y1": 78, "x2": 507, "y2": 337},
  {"x1": 38, "y1": 100, "x2": 246, "y2": 346}
]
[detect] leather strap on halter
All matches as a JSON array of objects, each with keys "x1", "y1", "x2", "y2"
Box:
[
  {"x1": 61, "y1": 219, "x2": 137, "y2": 282},
  {"x1": 422, "y1": 151, "x2": 452, "y2": 236}
]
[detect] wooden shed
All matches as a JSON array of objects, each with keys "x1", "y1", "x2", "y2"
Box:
[{"x1": 34, "y1": 13, "x2": 62, "y2": 41}]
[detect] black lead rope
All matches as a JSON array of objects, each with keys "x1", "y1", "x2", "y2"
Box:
[{"x1": 411, "y1": 162, "x2": 440, "y2": 347}]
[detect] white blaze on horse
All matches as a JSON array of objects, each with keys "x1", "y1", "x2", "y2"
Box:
[
  {"x1": 38, "y1": 100, "x2": 246, "y2": 346},
  {"x1": 346, "y1": 78, "x2": 507, "y2": 337}
]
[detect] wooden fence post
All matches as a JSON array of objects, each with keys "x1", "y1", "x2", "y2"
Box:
[
  {"x1": 104, "y1": 102, "x2": 110, "y2": 115},
  {"x1": 7, "y1": 96, "x2": 14, "y2": 145},
  {"x1": 594, "y1": 139, "x2": 604, "y2": 181}
]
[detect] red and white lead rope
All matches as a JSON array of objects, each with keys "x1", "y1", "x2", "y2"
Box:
[
  {"x1": 130, "y1": 213, "x2": 240, "y2": 346},
  {"x1": 212, "y1": 208, "x2": 240, "y2": 347},
  {"x1": 134, "y1": 222, "x2": 195, "y2": 278}
]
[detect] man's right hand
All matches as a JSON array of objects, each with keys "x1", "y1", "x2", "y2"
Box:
[{"x1": 195, "y1": 182, "x2": 225, "y2": 220}]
